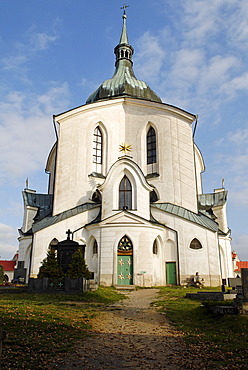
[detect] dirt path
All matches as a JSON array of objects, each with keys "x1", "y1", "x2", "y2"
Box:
[{"x1": 49, "y1": 289, "x2": 200, "y2": 369}]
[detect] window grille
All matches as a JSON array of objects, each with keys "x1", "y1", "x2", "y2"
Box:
[
  {"x1": 119, "y1": 175, "x2": 132, "y2": 210},
  {"x1": 190, "y1": 238, "x2": 202, "y2": 250},
  {"x1": 93, "y1": 126, "x2": 102, "y2": 164},
  {"x1": 147, "y1": 127, "x2": 156, "y2": 164}
]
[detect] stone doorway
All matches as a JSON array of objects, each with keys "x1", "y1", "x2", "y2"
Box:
[
  {"x1": 166, "y1": 262, "x2": 177, "y2": 285},
  {"x1": 117, "y1": 235, "x2": 133, "y2": 285}
]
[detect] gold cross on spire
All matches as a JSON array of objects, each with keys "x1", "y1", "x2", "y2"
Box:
[{"x1": 121, "y1": 3, "x2": 129, "y2": 15}]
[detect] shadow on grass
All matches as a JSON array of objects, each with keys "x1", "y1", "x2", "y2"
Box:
[
  {"x1": 0, "y1": 287, "x2": 125, "y2": 369},
  {"x1": 156, "y1": 287, "x2": 248, "y2": 369}
]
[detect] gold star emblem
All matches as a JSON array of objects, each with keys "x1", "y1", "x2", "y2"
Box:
[{"x1": 119, "y1": 143, "x2": 132, "y2": 154}]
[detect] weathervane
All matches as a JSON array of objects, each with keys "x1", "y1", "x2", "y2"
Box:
[
  {"x1": 119, "y1": 143, "x2": 132, "y2": 154},
  {"x1": 121, "y1": 3, "x2": 129, "y2": 15}
]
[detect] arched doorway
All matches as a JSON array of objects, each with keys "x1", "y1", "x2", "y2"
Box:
[{"x1": 117, "y1": 235, "x2": 133, "y2": 285}]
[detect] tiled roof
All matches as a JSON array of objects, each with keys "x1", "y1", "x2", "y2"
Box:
[
  {"x1": 151, "y1": 203, "x2": 219, "y2": 232},
  {"x1": 235, "y1": 261, "x2": 248, "y2": 271},
  {"x1": 0, "y1": 261, "x2": 16, "y2": 271}
]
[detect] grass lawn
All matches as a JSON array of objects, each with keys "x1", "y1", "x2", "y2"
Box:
[
  {"x1": 0, "y1": 287, "x2": 125, "y2": 369},
  {"x1": 156, "y1": 286, "x2": 248, "y2": 369},
  {"x1": 1, "y1": 286, "x2": 247, "y2": 369}
]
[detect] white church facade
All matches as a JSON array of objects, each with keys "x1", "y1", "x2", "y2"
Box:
[{"x1": 16, "y1": 12, "x2": 234, "y2": 287}]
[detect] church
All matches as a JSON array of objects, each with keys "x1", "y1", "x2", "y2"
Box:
[{"x1": 16, "y1": 10, "x2": 234, "y2": 287}]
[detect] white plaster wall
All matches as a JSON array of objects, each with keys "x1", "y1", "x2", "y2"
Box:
[
  {"x1": 53, "y1": 98, "x2": 197, "y2": 216},
  {"x1": 99, "y1": 157, "x2": 152, "y2": 220},
  {"x1": 18, "y1": 235, "x2": 32, "y2": 262},
  {"x1": 22, "y1": 206, "x2": 38, "y2": 233},
  {"x1": 194, "y1": 144, "x2": 205, "y2": 195},
  {"x1": 86, "y1": 217, "x2": 167, "y2": 287},
  {"x1": 45, "y1": 144, "x2": 57, "y2": 194},
  {"x1": 4, "y1": 271, "x2": 14, "y2": 282},
  {"x1": 219, "y1": 236, "x2": 234, "y2": 280},
  {"x1": 151, "y1": 207, "x2": 222, "y2": 286},
  {"x1": 30, "y1": 207, "x2": 99, "y2": 278},
  {"x1": 213, "y1": 203, "x2": 228, "y2": 233}
]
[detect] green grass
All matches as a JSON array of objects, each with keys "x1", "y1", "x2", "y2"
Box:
[
  {"x1": 1, "y1": 286, "x2": 247, "y2": 369},
  {"x1": 0, "y1": 287, "x2": 124, "y2": 369},
  {"x1": 156, "y1": 286, "x2": 248, "y2": 369}
]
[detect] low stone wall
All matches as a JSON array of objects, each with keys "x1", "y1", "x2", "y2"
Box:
[
  {"x1": 186, "y1": 292, "x2": 237, "y2": 301},
  {"x1": 28, "y1": 277, "x2": 85, "y2": 294}
]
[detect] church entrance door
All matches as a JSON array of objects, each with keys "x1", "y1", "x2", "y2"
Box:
[
  {"x1": 117, "y1": 235, "x2": 133, "y2": 285},
  {"x1": 166, "y1": 262, "x2": 177, "y2": 285},
  {"x1": 117, "y1": 254, "x2": 133, "y2": 285}
]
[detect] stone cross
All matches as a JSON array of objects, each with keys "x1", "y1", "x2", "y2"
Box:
[{"x1": 66, "y1": 229, "x2": 72, "y2": 240}]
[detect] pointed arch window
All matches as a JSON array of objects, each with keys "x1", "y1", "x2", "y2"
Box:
[
  {"x1": 49, "y1": 238, "x2": 58, "y2": 250},
  {"x1": 147, "y1": 126, "x2": 156, "y2": 164},
  {"x1": 119, "y1": 176, "x2": 132, "y2": 210},
  {"x1": 118, "y1": 235, "x2": 133, "y2": 252},
  {"x1": 190, "y1": 238, "x2": 202, "y2": 250},
  {"x1": 93, "y1": 239, "x2": 98, "y2": 255},
  {"x1": 93, "y1": 126, "x2": 102, "y2": 164},
  {"x1": 153, "y1": 239, "x2": 158, "y2": 255}
]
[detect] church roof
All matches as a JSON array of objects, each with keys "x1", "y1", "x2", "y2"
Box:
[
  {"x1": 23, "y1": 191, "x2": 53, "y2": 221},
  {"x1": 86, "y1": 11, "x2": 161, "y2": 104},
  {"x1": 151, "y1": 203, "x2": 219, "y2": 232},
  {"x1": 32, "y1": 202, "x2": 100, "y2": 233},
  {"x1": 198, "y1": 191, "x2": 227, "y2": 209}
]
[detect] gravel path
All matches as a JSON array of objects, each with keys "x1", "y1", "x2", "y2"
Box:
[{"x1": 49, "y1": 289, "x2": 200, "y2": 369}]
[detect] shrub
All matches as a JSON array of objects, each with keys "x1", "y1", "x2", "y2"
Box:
[
  {"x1": 66, "y1": 248, "x2": 91, "y2": 279},
  {"x1": 37, "y1": 249, "x2": 64, "y2": 279}
]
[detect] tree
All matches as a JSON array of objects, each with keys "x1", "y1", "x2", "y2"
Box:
[
  {"x1": 66, "y1": 247, "x2": 91, "y2": 279},
  {"x1": 0, "y1": 266, "x2": 4, "y2": 285},
  {"x1": 37, "y1": 249, "x2": 64, "y2": 279}
]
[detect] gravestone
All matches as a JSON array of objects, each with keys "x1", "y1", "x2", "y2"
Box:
[
  {"x1": 54, "y1": 229, "x2": 84, "y2": 273},
  {"x1": 241, "y1": 268, "x2": 248, "y2": 300}
]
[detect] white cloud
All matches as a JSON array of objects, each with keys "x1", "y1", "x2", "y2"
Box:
[
  {"x1": 0, "y1": 223, "x2": 18, "y2": 259},
  {"x1": 182, "y1": 1, "x2": 222, "y2": 44},
  {"x1": 213, "y1": 124, "x2": 248, "y2": 206},
  {"x1": 134, "y1": 31, "x2": 166, "y2": 82},
  {"x1": 232, "y1": 234, "x2": 248, "y2": 261},
  {"x1": 170, "y1": 48, "x2": 204, "y2": 86},
  {"x1": 0, "y1": 83, "x2": 70, "y2": 184},
  {"x1": 227, "y1": 1, "x2": 248, "y2": 47},
  {"x1": 29, "y1": 32, "x2": 58, "y2": 52},
  {"x1": 1, "y1": 55, "x2": 28, "y2": 71},
  {"x1": 221, "y1": 71, "x2": 248, "y2": 98},
  {"x1": 0, "y1": 23, "x2": 60, "y2": 83}
]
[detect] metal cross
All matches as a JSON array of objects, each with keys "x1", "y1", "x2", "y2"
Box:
[{"x1": 121, "y1": 3, "x2": 129, "y2": 15}]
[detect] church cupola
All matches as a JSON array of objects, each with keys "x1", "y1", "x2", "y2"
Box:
[
  {"x1": 114, "y1": 11, "x2": 134, "y2": 66},
  {"x1": 86, "y1": 9, "x2": 161, "y2": 104}
]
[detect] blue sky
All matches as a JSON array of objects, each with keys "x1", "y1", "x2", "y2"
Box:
[{"x1": 0, "y1": 0, "x2": 248, "y2": 260}]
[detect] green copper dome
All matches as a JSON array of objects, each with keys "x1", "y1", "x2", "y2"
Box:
[{"x1": 86, "y1": 13, "x2": 162, "y2": 104}]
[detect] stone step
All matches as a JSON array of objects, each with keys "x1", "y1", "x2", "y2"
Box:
[{"x1": 115, "y1": 285, "x2": 136, "y2": 291}]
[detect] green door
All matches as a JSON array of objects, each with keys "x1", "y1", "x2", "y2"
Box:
[
  {"x1": 118, "y1": 255, "x2": 133, "y2": 285},
  {"x1": 166, "y1": 262, "x2": 177, "y2": 285}
]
